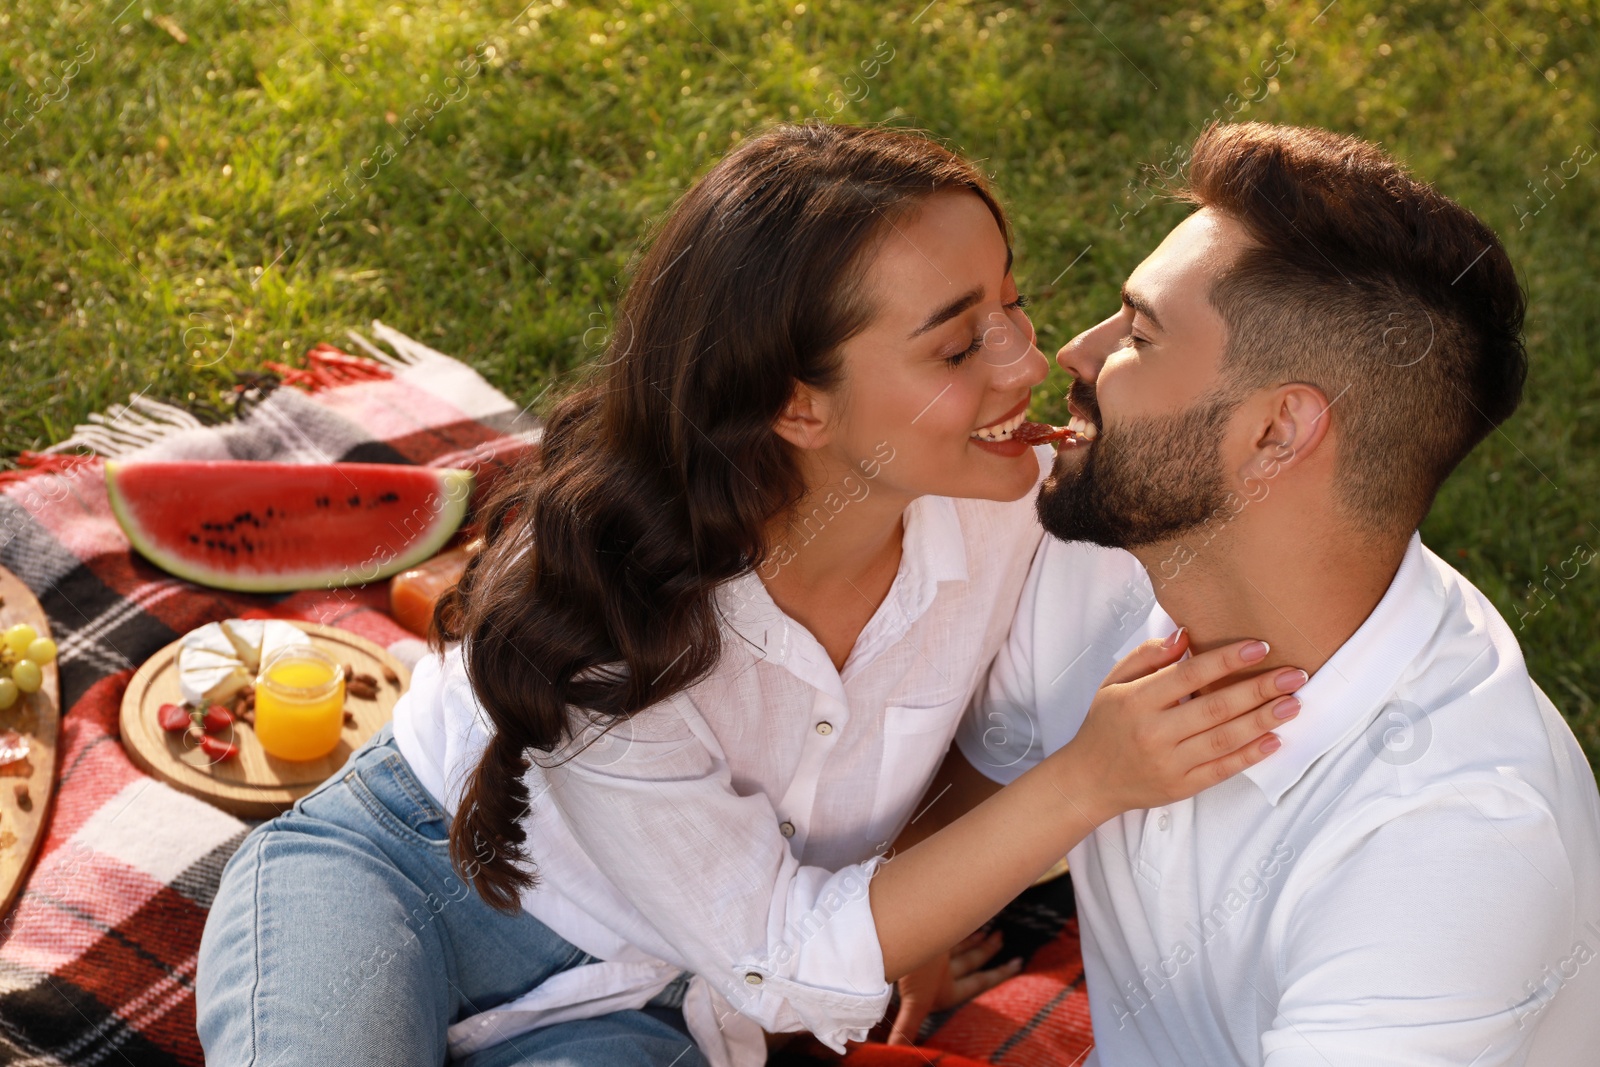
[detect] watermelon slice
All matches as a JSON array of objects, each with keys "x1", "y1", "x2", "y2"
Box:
[{"x1": 105, "y1": 461, "x2": 474, "y2": 592}]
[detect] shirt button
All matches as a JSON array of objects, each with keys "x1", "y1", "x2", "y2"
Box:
[
  {"x1": 1157, "y1": 813, "x2": 1171, "y2": 831},
  {"x1": 779, "y1": 820, "x2": 796, "y2": 838},
  {"x1": 815, "y1": 721, "x2": 833, "y2": 735},
  {"x1": 744, "y1": 972, "x2": 764, "y2": 985}
]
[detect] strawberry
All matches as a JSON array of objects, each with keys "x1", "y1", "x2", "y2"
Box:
[
  {"x1": 198, "y1": 734, "x2": 240, "y2": 761},
  {"x1": 202, "y1": 704, "x2": 234, "y2": 732},
  {"x1": 158, "y1": 703, "x2": 191, "y2": 732}
]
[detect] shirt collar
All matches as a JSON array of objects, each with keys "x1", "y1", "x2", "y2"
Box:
[
  {"x1": 715, "y1": 494, "x2": 968, "y2": 693},
  {"x1": 1241, "y1": 531, "x2": 1448, "y2": 804}
]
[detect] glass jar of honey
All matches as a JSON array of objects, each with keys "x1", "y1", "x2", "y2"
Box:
[{"x1": 254, "y1": 645, "x2": 346, "y2": 761}]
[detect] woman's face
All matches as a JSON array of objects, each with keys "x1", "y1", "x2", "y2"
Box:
[{"x1": 816, "y1": 189, "x2": 1050, "y2": 505}]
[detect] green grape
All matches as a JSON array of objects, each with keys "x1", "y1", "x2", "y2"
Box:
[
  {"x1": 0, "y1": 677, "x2": 16, "y2": 710},
  {"x1": 24, "y1": 637, "x2": 56, "y2": 665},
  {"x1": 11, "y1": 659, "x2": 42, "y2": 694},
  {"x1": 3, "y1": 624, "x2": 36, "y2": 658}
]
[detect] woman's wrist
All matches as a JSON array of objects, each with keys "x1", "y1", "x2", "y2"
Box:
[{"x1": 1043, "y1": 738, "x2": 1120, "y2": 831}]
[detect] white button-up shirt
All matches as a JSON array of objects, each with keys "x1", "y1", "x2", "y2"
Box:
[
  {"x1": 392, "y1": 451, "x2": 1048, "y2": 1067},
  {"x1": 959, "y1": 533, "x2": 1600, "y2": 1066}
]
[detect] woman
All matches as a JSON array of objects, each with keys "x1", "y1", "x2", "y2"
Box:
[{"x1": 197, "y1": 123, "x2": 1296, "y2": 1067}]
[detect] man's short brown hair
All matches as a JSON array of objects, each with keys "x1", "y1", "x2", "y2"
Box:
[{"x1": 1181, "y1": 122, "x2": 1527, "y2": 535}]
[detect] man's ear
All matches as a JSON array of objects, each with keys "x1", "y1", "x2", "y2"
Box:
[
  {"x1": 1242, "y1": 382, "x2": 1332, "y2": 479},
  {"x1": 772, "y1": 382, "x2": 833, "y2": 451}
]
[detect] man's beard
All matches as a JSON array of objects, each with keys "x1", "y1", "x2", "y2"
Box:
[{"x1": 1036, "y1": 382, "x2": 1240, "y2": 550}]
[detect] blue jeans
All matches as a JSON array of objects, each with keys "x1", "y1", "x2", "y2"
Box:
[{"x1": 196, "y1": 723, "x2": 706, "y2": 1066}]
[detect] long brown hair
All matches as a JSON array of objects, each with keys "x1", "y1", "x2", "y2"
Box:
[{"x1": 433, "y1": 123, "x2": 1008, "y2": 911}]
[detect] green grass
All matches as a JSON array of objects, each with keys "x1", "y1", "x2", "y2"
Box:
[{"x1": 3, "y1": 0, "x2": 1598, "y2": 767}]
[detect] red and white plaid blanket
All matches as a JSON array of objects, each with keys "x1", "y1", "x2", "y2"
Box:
[
  {"x1": 0, "y1": 323, "x2": 1094, "y2": 1064},
  {"x1": 0, "y1": 324, "x2": 539, "y2": 1063}
]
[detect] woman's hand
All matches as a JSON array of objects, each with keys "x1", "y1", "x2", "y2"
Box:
[
  {"x1": 887, "y1": 929, "x2": 1022, "y2": 1045},
  {"x1": 871, "y1": 629, "x2": 1303, "y2": 984},
  {"x1": 1055, "y1": 629, "x2": 1305, "y2": 824}
]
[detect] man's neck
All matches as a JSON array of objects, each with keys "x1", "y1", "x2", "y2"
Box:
[{"x1": 1129, "y1": 516, "x2": 1410, "y2": 687}]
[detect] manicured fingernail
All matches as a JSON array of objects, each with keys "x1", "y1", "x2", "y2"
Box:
[
  {"x1": 1275, "y1": 668, "x2": 1309, "y2": 692},
  {"x1": 1163, "y1": 627, "x2": 1186, "y2": 649},
  {"x1": 1008, "y1": 958, "x2": 1024, "y2": 970},
  {"x1": 1261, "y1": 735, "x2": 1282, "y2": 753},
  {"x1": 1240, "y1": 640, "x2": 1269, "y2": 662},
  {"x1": 1272, "y1": 696, "x2": 1300, "y2": 719}
]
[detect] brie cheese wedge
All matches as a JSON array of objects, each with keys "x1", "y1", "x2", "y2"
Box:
[{"x1": 178, "y1": 618, "x2": 315, "y2": 705}]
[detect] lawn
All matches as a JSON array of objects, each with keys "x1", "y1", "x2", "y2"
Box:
[{"x1": 2, "y1": 0, "x2": 1597, "y2": 768}]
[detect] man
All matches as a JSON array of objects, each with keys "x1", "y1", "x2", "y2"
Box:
[{"x1": 930, "y1": 122, "x2": 1600, "y2": 1064}]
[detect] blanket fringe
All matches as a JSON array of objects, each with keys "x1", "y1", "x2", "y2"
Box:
[
  {"x1": 263, "y1": 343, "x2": 394, "y2": 392},
  {"x1": 32, "y1": 394, "x2": 207, "y2": 463},
  {"x1": 1, "y1": 324, "x2": 443, "y2": 481},
  {"x1": 0, "y1": 450, "x2": 101, "y2": 485},
  {"x1": 355, "y1": 320, "x2": 459, "y2": 369}
]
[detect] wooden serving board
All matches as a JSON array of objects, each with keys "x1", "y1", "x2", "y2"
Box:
[
  {"x1": 0, "y1": 565, "x2": 60, "y2": 925},
  {"x1": 120, "y1": 622, "x2": 410, "y2": 819}
]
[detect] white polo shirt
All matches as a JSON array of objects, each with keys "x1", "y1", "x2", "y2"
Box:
[{"x1": 958, "y1": 533, "x2": 1600, "y2": 1066}]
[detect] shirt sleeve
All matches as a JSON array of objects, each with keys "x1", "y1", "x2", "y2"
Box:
[
  {"x1": 538, "y1": 699, "x2": 891, "y2": 1050},
  {"x1": 955, "y1": 532, "x2": 1049, "y2": 785},
  {"x1": 1262, "y1": 776, "x2": 1577, "y2": 1066}
]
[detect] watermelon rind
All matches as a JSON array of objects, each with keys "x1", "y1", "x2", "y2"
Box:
[{"x1": 104, "y1": 461, "x2": 474, "y2": 593}]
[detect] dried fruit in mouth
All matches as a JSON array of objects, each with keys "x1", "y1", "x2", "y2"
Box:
[{"x1": 1012, "y1": 421, "x2": 1077, "y2": 445}]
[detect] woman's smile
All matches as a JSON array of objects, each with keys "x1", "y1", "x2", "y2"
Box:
[
  {"x1": 969, "y1": 395, "x2": 1030, "y2": 441},
  {"x1": 969, "y1": 395, "x2": 1031, "y2": 450}
]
